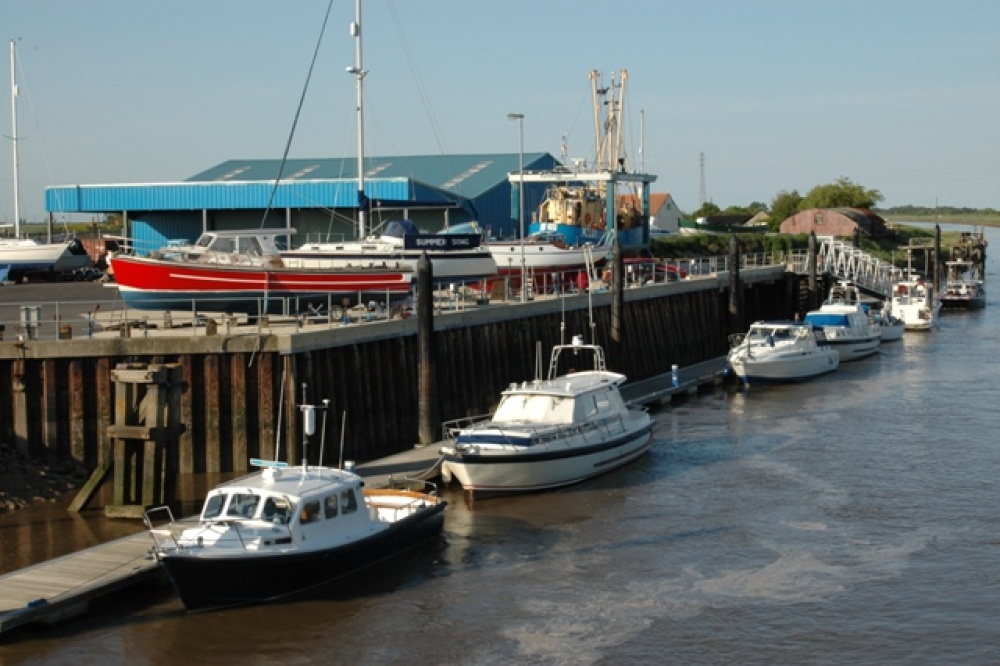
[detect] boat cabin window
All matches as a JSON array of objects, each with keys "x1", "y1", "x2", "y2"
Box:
[
  {"x1": 340, "y1": 489, "x2": 359, "y2": 515},
  {"x1": 227, "y1": 493, "x2": 261, "y2": 518},
  {"x1": 299, "y1": 500, "x2": 321, "y2": 524},
  {"x1": 262, "y1": 497, "x2": 290, "y2": 523},
  {"x1": 212, "y1": 237, "x2": 235, "y2": 254},
  {"x1": 202, "y1": 493, "x2": 226, "y2": 520},
  {"x1": 575, "y1": 392, "x2": 619, "y2": 421},
  {"x1": 238, "y1": 236, "x2": 264, "y2": 255},
  {"x1": 324, "y1": 494, "x2": 339, "y2": 519},
  {"x1": 493, "y1": 394, "x2": 575, "y2": 425}
]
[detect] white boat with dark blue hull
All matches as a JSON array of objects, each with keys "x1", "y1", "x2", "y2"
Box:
[
  {"x1": 143, "y1": 403, "x2": 446, "y2": 612},
  {"x1": 728, "y1": 320, "x2": 839, "y2": 385},
  {"x1": 284, "y1": 219, "x2": 498, "y2": 285},
  {"x1": 439, "y1": 335, "x2": 652, "y2": 498},
  {"x1": 803, "y1": 282, "x2": 881, "y2": 361},
  {"x1": 145, "y1": 461, "x2": 445, "y2": 612}
]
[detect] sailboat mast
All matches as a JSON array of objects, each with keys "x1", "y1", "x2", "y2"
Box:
[
  {"x1": 9, "y1": 40, "x2": 20, "y2": 236},
  {"x1": 350, "y1": 0, "x2": 367, "y2": 239}
]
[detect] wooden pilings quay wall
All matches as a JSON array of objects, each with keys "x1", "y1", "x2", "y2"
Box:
[{"x1": 0, "y1": 267, "x2": 793, "y2": 488}]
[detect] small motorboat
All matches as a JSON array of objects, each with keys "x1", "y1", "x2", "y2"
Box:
[
  {"x1": 144, "y1": 401, "x2": 446, "y2": 612},
  {"x1": 803, "y1": 281, "x2": 881, "y2": 360},
  {"x1": 439, "y1": 334, "x2": 652, "y2": 498},
  {"x1": 890, "y1": 274, "x2": 942, "y2": 331},
  {"x1": 727, "y1": 320, "x2": 840, "y2": 385},
  {"x1": 873, "y1": 307, "x2": 905, "y2": 342}
]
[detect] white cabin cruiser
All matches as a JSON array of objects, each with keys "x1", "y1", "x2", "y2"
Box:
[
  {"x1": 803, "y1": 282, "x2": 881, "y2": 361},
  {"x1": 727, "y1": 320, "x2": 839, "y2": 385},
  {"x1": 439, "y1": 335, "x2": 652, "y2": 498}
]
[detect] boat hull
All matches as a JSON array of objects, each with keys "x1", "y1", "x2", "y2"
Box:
[
  {"x1": 939, "y1": 291, "x2": 985, "y2": 310},
  {"x1": 0, "y1": 239, "x2": 80, "y2": 275},
  {"x1": 440, "y1": 425, "x2": 652, "y2": 497},
  {"x1": 282, "y1": 246, "x2": 497, "y2": 285},
  {"x1": 819, "y1": 336, "x2": 880, "y2": 361},
  {"x1": 489, "y1": 241, "x2": 605, "y2": 275},
  {"x1": 729, "y1": 349, "x2": 839, "y2": 385},
  {"x1": 110, "y1": 255, "x2": 413, "y2": 314},
  {"x1": 156, "y1": 501, "x2": 446, "y2": 612},
  {"x1": 879, "y1": 321, "x2": 905, "y2": 342}
]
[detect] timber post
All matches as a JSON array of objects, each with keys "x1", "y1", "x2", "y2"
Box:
[
  {"x1": 808, "y1": 232, "x2": 818, "y2": 310},
  {"x1": 417, "y1": 253, "x2": 436, "y2": 447},
  {"x1": 728, "y1": 235, "x2": 742, "y2": 335},
  {"x1": 933, "y1": 225, "x2": 942, "y2": 295},
  {"x1": 610, "y1": 240, "x2": 623, "y2": 369},
  {"x1": 69, "y1": 362, "x2": 186, "y2": 517}
]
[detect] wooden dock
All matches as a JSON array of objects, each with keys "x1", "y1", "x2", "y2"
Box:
[{"x1": 0, "y1": 532, "x2": 160, "y2": 635}]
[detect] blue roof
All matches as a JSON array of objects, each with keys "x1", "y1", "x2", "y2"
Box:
[{"x1": 44, "y1": 152, "x2": 556, "y2": 214}]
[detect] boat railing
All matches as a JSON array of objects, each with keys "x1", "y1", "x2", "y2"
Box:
[
  {"x1": 144, "y1": 504, "x2": 299, "y2": 553},
  {"x1": 441, "y1": 414, "x2": 493, "y2": 443},
  {"x1": 366, "y1": 481, "x2": 441, "y2": 522},
  {"x1": 443, "y1": 413, "x2": 630, "y2": 450}
]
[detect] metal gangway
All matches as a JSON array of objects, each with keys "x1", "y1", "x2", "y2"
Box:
[{"x1": 814, "y1": 235, "x2": 898, "y2": 298}]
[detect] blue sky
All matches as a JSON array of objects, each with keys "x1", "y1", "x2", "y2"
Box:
[{"x1": 3, "y1": 0, "x2": 999, "y2": 224}]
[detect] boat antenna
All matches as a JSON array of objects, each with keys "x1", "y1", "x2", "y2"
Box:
[
  {"x1": 317, "y1": 398, "x2": 331, "y2": 474},
  {"x1": 299, "y1": 383, "x2": 312, "y2": 475},
  {"x1": 338, "y1": 411, "x2": 348, "y2": 470}
]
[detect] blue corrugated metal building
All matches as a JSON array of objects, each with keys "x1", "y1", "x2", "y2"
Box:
[{"x1": 44, "y1": 153, "x2": 557, "y2": 254}]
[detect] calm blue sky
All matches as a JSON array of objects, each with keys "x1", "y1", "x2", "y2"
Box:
[{"x1": 3, "y1": 0, "x2": 999, "y2": 224}]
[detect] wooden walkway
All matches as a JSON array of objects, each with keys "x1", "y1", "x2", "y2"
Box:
[{"x1": 0, "y1": 532, "x2": 160, "y2": 635}]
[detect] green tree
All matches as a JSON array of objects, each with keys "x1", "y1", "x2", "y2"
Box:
[
  {"x1": 800, "y1": 177, "x2": 882, "y2": 210},
  {"x1": 691, "y1": 202, "x2": 721, "y2": 218},
  {"x1": 770, "y1": 190, "x2": 803, "y2": 225}
]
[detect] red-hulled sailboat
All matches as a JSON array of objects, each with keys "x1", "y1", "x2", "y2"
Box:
[{"x1": 109, "y1": 229, "x2": 413, "y2": 315}]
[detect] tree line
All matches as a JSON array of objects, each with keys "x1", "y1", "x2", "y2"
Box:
[{"x1": 687, "y1": 177, "x2": 998, "y2": 228}]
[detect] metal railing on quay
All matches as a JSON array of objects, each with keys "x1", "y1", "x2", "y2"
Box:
[{"x1": 0, "y1": 254, "x2": 782, "y2": 343}]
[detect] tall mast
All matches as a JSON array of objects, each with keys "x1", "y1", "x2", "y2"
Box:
[
  {"x1": 349, "y1": 0, "x2": 367, "y2": 239},
  {"x1": 9, "y1": 40, "x2": 20, "y2": 235}
]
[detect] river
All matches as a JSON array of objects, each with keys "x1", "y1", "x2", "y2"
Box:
[{"x1": 1, "y1": 224, "x2": 998, "y2": 664}]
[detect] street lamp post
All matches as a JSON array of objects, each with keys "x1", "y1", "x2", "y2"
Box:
[{"x1": 508, "y1": 113, "x2": 526, "y2": 301}]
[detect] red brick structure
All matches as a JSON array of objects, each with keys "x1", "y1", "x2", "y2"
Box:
[{"x1": 779, "y1": 208, "x2": 887, "y2": 237}]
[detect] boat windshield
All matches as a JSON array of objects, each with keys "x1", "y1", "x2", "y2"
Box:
[
  {"x1": 493, "y1": 393, "x2": 575, "y2": 425},
  {"x1": 748, "y1": 326, "x2": 794, "y2": 341},
  {"x1": 804, "y1": 314, "x2": 849, "y2": 327}
]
